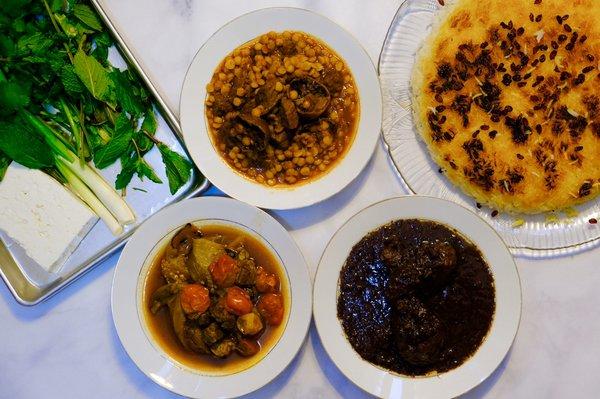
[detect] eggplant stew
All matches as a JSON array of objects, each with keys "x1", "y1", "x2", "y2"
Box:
[{"x1": 144, "y1": 224, "x2": 286, "y2": 372}]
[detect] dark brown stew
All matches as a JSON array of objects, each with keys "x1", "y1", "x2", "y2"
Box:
[{"x1": 337, "y1": 219, "x2": 495, "y2": 376}]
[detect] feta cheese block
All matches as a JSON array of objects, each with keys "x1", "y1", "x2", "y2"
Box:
[{"x1": 0, "y1": 163, "x2": 98, "y2": 273}]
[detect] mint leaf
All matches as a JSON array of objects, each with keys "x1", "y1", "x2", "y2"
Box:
[
  {"x1": 141, "y1": 107, "x2": 158, "y2": 135},
  {"x1": 0, "y1": 150, "x2": 11, "y2": 181},
  {"x1": 60, "y1": 64, "x2": 84, "y2": 94},
  {"x1": 50, "y1": 0, "x2": 74, "y2": 13},
  {"x1": 115, "y1": 154, "x2": 136, "y2": 190},
  {"x1": 136, "y1": 157, "x2": 162, "y2": 184},
  {"x1": 73, "y1": 4, "x2": 102, "y2": 31},
  {"x1": 114, "y1": 154, "x2": 162, "y2": 189},
  {"x1": 16, "y1": 32, "x2": 54, "y2": 55},
  {"x1": 73, "y1": 49, "x2": 111, "y2": 101},
  {"x1": 0, "y1": 35, "x2": 16, "y2": 58},
  {"x1": 0, "y1": 116, "x2": 54, "y2": 169},
  {"x1": 110, "y1": 69, "x2": 143, "y2": 116},
  {"x1": 0, "y1": 0, "x2": 32, "y2": 17},
  {"x1": 93, "y1": 114, "x2": 133, "y2": 169},
  {"x1": 158, "y1": 143, "x2": 192, "y2": 194},
  {"x1": 0, "y1": 81, "x2": 30, "y2": 115}
]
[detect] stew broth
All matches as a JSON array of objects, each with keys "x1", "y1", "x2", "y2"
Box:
[{"x1": 142, "y1": 225, "x2": 289, "y2": 374}]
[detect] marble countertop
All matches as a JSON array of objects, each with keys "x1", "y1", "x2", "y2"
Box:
[{"x1": 1, "y1": 1, "x2": 599, "y2": 398}]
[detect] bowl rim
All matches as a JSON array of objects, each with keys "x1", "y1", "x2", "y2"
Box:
[
  {"x1": 135, "y1": 218, "x2": 292, "y2": 376},
  {"x1": 313, "y1": 195, "x2": 522, "y2": 399},
  {"x1": 111, "y1": 196, "x2": 312, "y2": 398},
  {"x1": 179, "y1": 7, "x2": 383, "y2": 210}
]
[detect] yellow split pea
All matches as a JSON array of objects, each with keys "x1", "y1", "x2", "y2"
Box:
[{"x1": 205, "y1": 31, "x2": 360, "y2": 186}]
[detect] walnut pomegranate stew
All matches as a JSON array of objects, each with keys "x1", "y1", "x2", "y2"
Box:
[
  {"x1": 143, "y1": 224, "x2": 287, "y2": 374},
  {"x1": 205, "y1": 31, "x2": 360, "y2": 186}
]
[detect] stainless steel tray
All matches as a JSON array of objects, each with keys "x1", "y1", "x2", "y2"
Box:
[{"x1": 0, "y1": 0, "x2": 210, "y2": 306}]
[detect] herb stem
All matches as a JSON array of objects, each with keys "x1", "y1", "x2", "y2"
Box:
[
  {"x1": 41, "y1": 0, "x2": 74, "y2": 63},
  {"x1": 60, "y1": 99, "x2": 84, "y2": 165},
  {"x1": 143, "y1": 130, "x2": 161, "y2": 145}
]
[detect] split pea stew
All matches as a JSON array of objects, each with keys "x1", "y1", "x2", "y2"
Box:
[{"x1": 205, "y1": 31, "x2": 360, "y2": 186}]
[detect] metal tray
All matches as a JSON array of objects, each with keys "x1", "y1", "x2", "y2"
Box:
[{"x1": 0, "y1": 0, "x2": 210, "y2": 306}]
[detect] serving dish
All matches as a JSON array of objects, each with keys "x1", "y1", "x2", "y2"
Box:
[
  {"x1": 112, "y1": 197, "x2": 312, "y2": 398},
  {"x1": 180, "y1": 7, "x2": 382, "y2": 210},
  {"x1": 378, "y1": 0, "x2": 600, "y2": 257},
  {"x1": 0, "y1": 0, "x2": 209, "y2": 306},
  {"x1": 313, "y1": 196, "x2": 521, "y2": 398}
]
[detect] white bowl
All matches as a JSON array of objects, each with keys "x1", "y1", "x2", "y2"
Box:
[
  {"x1": 313, "y1": 196, "x2": 522, "y2": 398},
  {"x1": 111, "y1": 197, "x2": 312, "y2": 398},
  {"x1": 180, "y1": 7, "x2": 382, "y2": 210}
]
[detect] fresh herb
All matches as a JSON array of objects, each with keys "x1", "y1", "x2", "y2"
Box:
[
  {"x1": 0, "y1": 0, "x2": 195, "y2": 233},
  {"x1": 158, "y1": 143, "x2": 193, "y2": 195}
]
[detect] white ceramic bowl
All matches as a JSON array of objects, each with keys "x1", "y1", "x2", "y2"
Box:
[
  {"x1": 313, "y1": 196, "x2": 522, "y2": 398},
  {"x1": 180, "y1": 7, "x2": 382, "y2": 210},
  {"x1": 111, "y1": 197, "x2": 312, "y2": 398}
]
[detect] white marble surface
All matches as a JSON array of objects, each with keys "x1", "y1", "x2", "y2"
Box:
[{"x1": 1, "y1": 1, "x2": 600, "y2": 398}]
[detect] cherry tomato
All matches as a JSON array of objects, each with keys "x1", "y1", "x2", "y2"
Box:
[
  {"x1": 257, "y1": 293, "x2": 284, "y2": 326},
  {"x1": 180, "y1": 284, "x2": 211, "y2": 314},
  {"x1": 210, "y1": 254, "x2": 239, "y2": 288},
  {"x1": 255, "y1": 266, "x2": 279, "y2": 293},
  {"x1": 225, "y1": 286, "x2": 253, "y2": 316}
]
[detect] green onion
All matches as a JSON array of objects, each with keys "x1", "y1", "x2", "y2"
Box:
[
  {"x1": 56, "y1": 161, "x2": 122, "y2": 235},
  {"x1": 22, "y1": 110, "x2": 136, "y2": 226}
]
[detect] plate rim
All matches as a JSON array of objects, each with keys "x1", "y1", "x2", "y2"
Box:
[
  {"x1": 111, "y1": 196, "x2": 312, "y2": 398},
  {"x1": 313, "y1": 195, "x2": 522, "y2": 399},
  {"x1": 376, "y1": 0, "x2": 600, "y2": 257},
  {"x1": 179, "y1": 6, "x2": 383, "y2": 210}
]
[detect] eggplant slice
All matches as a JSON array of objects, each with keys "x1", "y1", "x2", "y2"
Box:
[
  {"x1": 279, "y1": 97, "x2": 299, "y2": 129},
  {"x1": 289, "y1": 77, "x2": 331, "y2": 119},
  {"x1": 254, "y1": 80, "x2": 283, "y2": 115}
]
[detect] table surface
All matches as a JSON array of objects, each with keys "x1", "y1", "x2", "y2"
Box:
[{"x1": 2, "y1": 1, "x2": 599, "y2": 398}]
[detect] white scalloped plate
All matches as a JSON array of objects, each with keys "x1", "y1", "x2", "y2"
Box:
[
  {"x1": 111, "y1": 197, "x2": 311, "y2": 398},
  {"x1": 314, "y1": 196, "x2": 521, "y2": 399},
  {"x1": 180, "y1": 7, "x2": 382, "y2": 210},
  {"x1": 378, "y1": 0, "x2": 600, "y2": 257}
]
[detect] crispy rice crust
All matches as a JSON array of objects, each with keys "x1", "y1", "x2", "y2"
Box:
[{"x1": 412, "y1": 0, "x2": 600, "y2": 213}]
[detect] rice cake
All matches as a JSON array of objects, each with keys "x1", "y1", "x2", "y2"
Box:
[{"x1": 412, "y1": 0, "x2": 600, "y2": 213}]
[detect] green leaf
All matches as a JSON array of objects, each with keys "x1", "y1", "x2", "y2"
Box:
[
  {"x1": 60, "y1": 64, "x2": 84, "y2": 94},
  {"x1": 0, "y1": 0, "x2": 32, "y2": 17},
  {"x1": 93, "y1": 114, "x2": 133, "y2": 169},
  {"x1": 141, "y1": 107, "x2": 158, "y2": 134},
  {"x1": 0, "y1": 35, "x2": 16, "y2": 58},
  {"x1": 73, "y1": 49, "x2": 112, "y2": 101},
  {"x1": 72, "y1": 4, "x2": 102, "y2": 31},
  {"x1": 110, "y1": 69, "x2": 143, "y2": 116},
  {"x1": 16, "y1": 32, "x2": 54, "y2": 55},
  {"x1": 0, "y1": 150, "x2": 11, "y2": 181},
  {"x1": 114, "y1": 153, "x2": 162, "y2": 190},
  {"x1": 54, "y1": 13, "x2": 78, "y2": 37},
  {"x1": 0, "y1": 116, "x2": 54, "y2": 169},
  {"x1": 158, "y1": 143, "x2": 192, "y2": 194},
  {"x1": 50, "y1": 0, "x2": 74, "y2": 13},
  {"x1": 91, "y1": 31, "x2": 111, "y2": 62},
  {"x1": 136, "y1": 157, "x2": 162, "y2": 184},
  {"x1": 115, "y1": 154, "x2": 136, "y2": 189},
  {"x1": 0, "y1": 81, "x2": 30, "y2": 115}
]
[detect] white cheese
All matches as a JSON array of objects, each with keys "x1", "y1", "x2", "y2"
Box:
[{"x1": 0, "y1": 163, "x2": 98, "y2": 273}]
